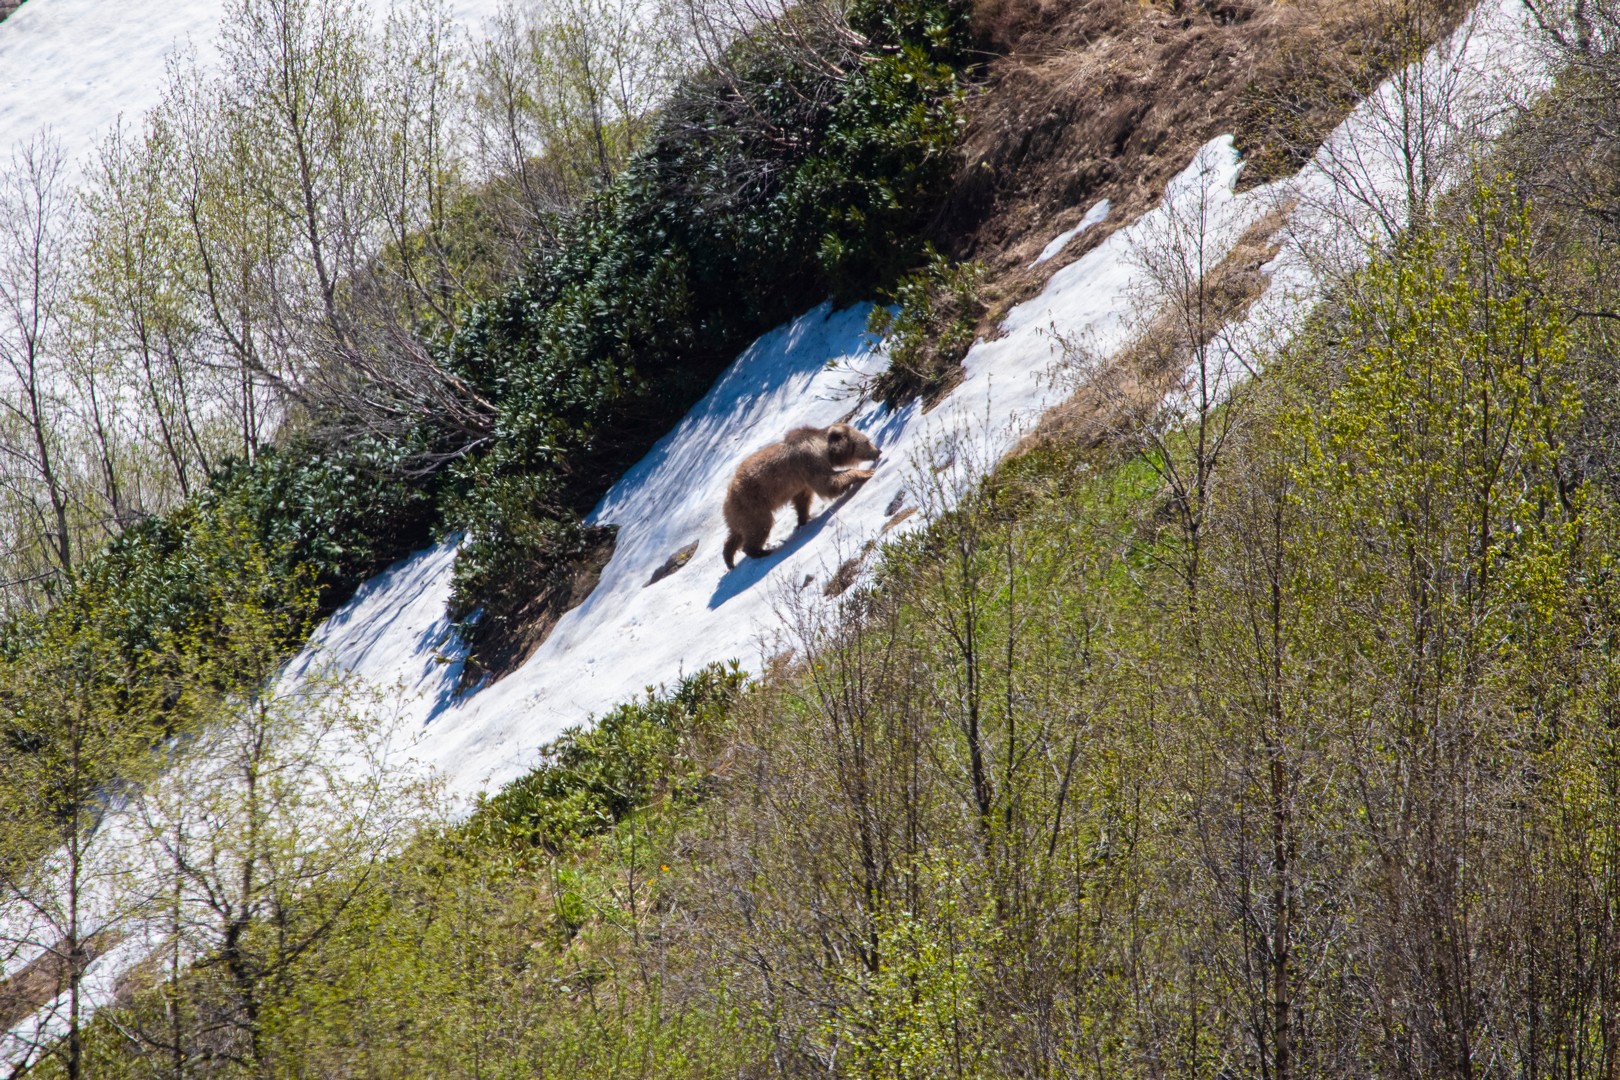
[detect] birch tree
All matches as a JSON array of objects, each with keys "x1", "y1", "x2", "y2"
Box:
[{"x1": 0, "y1": 138, "x2": 78, "y2": 597}]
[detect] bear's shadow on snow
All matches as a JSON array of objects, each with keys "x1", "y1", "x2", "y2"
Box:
[{"x1": 707, "y1": 487, "x2": 861, "y2": 610}]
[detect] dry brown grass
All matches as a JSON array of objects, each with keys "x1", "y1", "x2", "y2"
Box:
[
  {"x1": 1016, "y1": 205, "x2": 1289, "y2": 456},
  {"x1": 940, "y1": 0, "x2": 1471, "y2": 326},
  {"x1": 0, "y1": 932, "x2": 121, "y2": 1033}
]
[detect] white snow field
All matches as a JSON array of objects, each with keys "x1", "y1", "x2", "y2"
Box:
[
  {"x1": 0, "y1": 0, "x2": 1557, "y2": 1058},
  {"x1": 293, "y1": 137, "x2": 1258, "y2": 803},
  {"x1": 1223, "y1": 0, "x2": 1554, "y2": 362},
  {"x1": 290, "y1": 0, "x2": 1552, "y2": 804},
  {"x1": 0, "y1": 0, "x2": 510, "y2": 184}
]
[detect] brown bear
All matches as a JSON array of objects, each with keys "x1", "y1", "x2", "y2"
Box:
[{"x1": 722, "y1": 422, "x2": 882, "y2": 568}]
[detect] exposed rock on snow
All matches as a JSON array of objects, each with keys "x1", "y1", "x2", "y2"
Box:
[{"x1": 646, "y1": 542, "x2": 700, "y2": 587}]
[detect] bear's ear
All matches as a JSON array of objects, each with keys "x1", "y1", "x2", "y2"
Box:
[{"x1": 828, "y1": 428, "x2": 848, "y2": 450}]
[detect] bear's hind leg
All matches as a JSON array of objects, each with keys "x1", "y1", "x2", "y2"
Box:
[
  {"x1": 724, "y1": 532, "x2": 743, "y2": 569},
  {"x1": 792, "y1": 490, "x2": 812, "y2": 526},
  {"x1": 740, "y1": 509, "x2": 775, "y2": 561}
]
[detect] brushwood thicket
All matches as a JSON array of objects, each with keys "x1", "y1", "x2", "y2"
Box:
[
  {"x1": 0, "y1": 0, "x2": 974, "y2": 754},
  {"x1": 18, "y1": 1, "x2": 1620, "y2": 1077}
]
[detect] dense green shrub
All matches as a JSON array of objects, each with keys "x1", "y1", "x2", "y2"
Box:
[
  {"x1": 867, "y1": 248, "x2": 988, "y2": 406},
  {"x1": 471, "y1": 662, "x2": 746, "y2": 853},
  {"x1": 200, "y1": 436, "x2": 438, "y2": 608},
  {"x1": 0, "y1": 434, "x2": 433, "y2": 755},
  {"x1": 86, "y1": 437, "x2": 430, "y2": 649}
]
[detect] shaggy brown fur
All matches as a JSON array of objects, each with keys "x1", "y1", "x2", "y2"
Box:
[{"x1": 723, "y1": 423, "x2": 881, "y2": 568}]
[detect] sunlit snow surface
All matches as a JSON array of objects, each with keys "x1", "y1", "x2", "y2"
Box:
[
  {"x1": 287, "y1": 0, "x2": 1553, "y2": 805},
  {"x1": 1031, "y1": 198, "x2": 1111, "y2": 267},
  {"x1": 0, "y1": 0, "x2": 508, "y2": 184}
]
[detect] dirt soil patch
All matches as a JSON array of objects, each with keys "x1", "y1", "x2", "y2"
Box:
[
  {"x1": 460, "y1": 525, "x2": 618, "y2": 690},
  {"x1": 939, "y1": 0, "x2": 1471, "y2": 325},
  {"x1": 0, "y1": 932, "x2": 120, "y2": 1032}
]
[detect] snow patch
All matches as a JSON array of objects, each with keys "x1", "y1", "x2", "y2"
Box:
[
  {"x1": 1222, "y1": 0, "x2": 1551, "y2": 357},
  {"x1": 1031, "y1": 198, "x2": 1111, "y2": 267},
  {"x1": 297, "y1": 136, "x2": 1269, "y2": 803},
  {"x1": 0, "y1": 0, "x2": 510, "y2": 184}
]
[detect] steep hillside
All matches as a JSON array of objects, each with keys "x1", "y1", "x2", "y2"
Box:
[
  {"x1": 39, "y1": 0, "x2": 1620, "y2": 1063},
  {"x1": 0, "y1": 0, "x2": 1590, "y2": 1073},
  {"x1": 284, "y1": 0, "x2": 1543, "y2": 803}
]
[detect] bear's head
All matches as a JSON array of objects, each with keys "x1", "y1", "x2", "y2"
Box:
[{"x1": 826, "y1": 423, "x2": 881, "y2": 467}]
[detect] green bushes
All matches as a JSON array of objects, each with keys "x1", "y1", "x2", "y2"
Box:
[
  {"x1": 444, "y1": 473, "x2": 591, "y2": 624},
  {"x1": 471, "y1": 662, "x2": 746, "y2": 852},
  {"x1": 867, "y1": 249, "x2": 988, "y2": 406},
  {"x1": 53, "y1": 667, "x2": 754, "y2": 1079},
  {"x1": 441, "y1": 0, "x2": 973, "y2": 637},
  {"x1": 0, "y1": 433, "x2": 433, "y2": 756}
]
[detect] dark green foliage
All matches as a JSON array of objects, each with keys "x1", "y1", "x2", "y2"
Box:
[
  {"x1": 442, "y1": 0, "x2": 973, "y2": 625},
  {"x1": 199, "y1": 436, "x2": 437, "y2": 609},
  {"x1": 444, "y1": 473, "x2": 584, "y2": 624},
  {"x1": 470, "y1": 662, "x2": 746, "y2": 853},
  {"x1": 867, "y1": 248, "x2": 987, "y2": 406},
  {"x1": 81, "y1": 437, "x2": 429, "y2": 651},
  {"x1": 0, "y1": 434, "x2": 432, "y2": 757}
]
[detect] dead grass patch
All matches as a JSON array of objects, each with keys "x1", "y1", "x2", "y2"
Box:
[
  {"x1": 940, "y1": 0, "x2": 1471, "y2": 322},
  {"x1": 1017, "y1": 206, "x2": 1288, "y2": 456},
  {"x1": 0, "y1": 932, "x2": 121, "y2": 1032}
]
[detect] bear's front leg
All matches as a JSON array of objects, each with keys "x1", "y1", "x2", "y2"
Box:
[
  {"x1": 818, "y1": 469, "x2": 875, "y2": 497},
  {"x1": 793, "y1": 490, "x2": 813, "y2": 526}
]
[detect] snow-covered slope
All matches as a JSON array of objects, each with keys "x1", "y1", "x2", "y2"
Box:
[
  {"x1": 288, "y1": 136, "x2": 1263, "y2": 801},
  {"x1": 284, "y1": 0, "x2": 1550, "y2": 804},
  {"x1": 0, "y1": 0, "x2": 1556, "y2": 1056}
]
